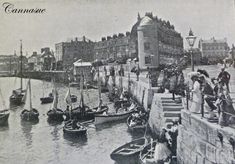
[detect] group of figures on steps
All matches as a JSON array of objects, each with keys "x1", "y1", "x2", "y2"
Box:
[{"x1": 188, "y1": 67, "x2": 235, "y2": 127}]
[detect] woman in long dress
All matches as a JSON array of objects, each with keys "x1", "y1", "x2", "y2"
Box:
[
  {"x1": 190, "y1": 76, "x2": 202, "y2": 113},
  {"x1": 153, "y1": 128, "x2": 172, "y2": 163}
]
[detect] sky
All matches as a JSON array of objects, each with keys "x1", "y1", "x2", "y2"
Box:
[{"x1": 0, "y1": 0, "x2": 235, "y2": 56}]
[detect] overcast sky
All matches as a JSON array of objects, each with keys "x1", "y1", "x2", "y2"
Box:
[{"x1": 0, "y1": 0, "x2": 235, "y2": 56}]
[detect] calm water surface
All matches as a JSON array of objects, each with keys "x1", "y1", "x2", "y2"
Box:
[{"x1": 0, "y1": 77, "x2": 142, "y2": 164}]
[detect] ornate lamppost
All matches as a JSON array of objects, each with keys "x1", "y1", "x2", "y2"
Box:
[{"x1": 186, "y1": 29, "x2": 197, "y2": 71}]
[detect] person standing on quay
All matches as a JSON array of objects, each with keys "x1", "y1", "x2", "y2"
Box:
[
  {"x1": 136, "y1": 65, "x2": 140, "y2": 81},
  {"x1": 218, "y1": 67, "x2": 230, "y2": 92},
  {"x1": 190, "y1": 75, "x2": 202, "y2": 113}
]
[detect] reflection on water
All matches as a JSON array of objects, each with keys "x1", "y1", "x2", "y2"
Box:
[{"x1": 0, "y1": 77, "x2": 141, "y2": 164}]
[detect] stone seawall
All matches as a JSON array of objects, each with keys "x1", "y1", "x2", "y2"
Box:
[
  {"x1": 103, "y1": 75, "x2": 154, "y2": 110},
  {"x1": 23, "y1": 71, "x2": 68, "y2": 83},
  {"x1": 148, "y1": 93, "x2": 182, "y2": 135},
  {"x1": 178, "y1": 110, "x2": 235, "y2": 164}
]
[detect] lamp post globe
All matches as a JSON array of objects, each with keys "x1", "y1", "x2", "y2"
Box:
[{"x1": 186, "y1": 28, "x2": 197, "y2": 71}]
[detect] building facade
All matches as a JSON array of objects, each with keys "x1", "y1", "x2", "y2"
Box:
[
  {"x1": 94, "y1": 32, "x2": 132, "y2": 62},
  {"x1": 55, "y1": 37, "x2": 94, "y2": 70},
  {"x1": 199, "y1": 38, "x2": 229, "y2": 63},
  {"x1": 136, "y1": 12, "x2": 184, "y2": 69}
]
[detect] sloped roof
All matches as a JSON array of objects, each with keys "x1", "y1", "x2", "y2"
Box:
[
  {"x1": 139, "y1": 16, "x2": 153, "y2": 26},
  {"x1": 73, "y1": 60, "x2": 92, "y2": 67}
]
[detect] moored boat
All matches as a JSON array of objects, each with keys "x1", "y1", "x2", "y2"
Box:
[
  {"x1": 63, "y1": 120, "x2": 87, "y2": 136},
  {"x1": 40, "y1": 93, "x2": 53, "y2": 104},
  {"x1": 9, "y1": 40, "x2": 26, "y2": 106},
  {"x1": 95, "y1": 106, "x2": 136, "y2": 124},
  {"x1": 127, "y1": 113, "x2": 148, "y2": 132},
  {"x1": 110, "y1": 137, "x2": 148, "y2": 164},
  {"x1": 0, "y1": 109, "x2": 10, "y2": 126},
  {"x1": 139, "y1": 140, "x2": 157, "y2": 164},
  {"x1": 21, "y1": 79, "x2": 39, "y2": 122}
]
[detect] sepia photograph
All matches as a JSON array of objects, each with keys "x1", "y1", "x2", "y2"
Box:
[{"x1": 0, "y1": 0, "x2": 235, "y2": 163}]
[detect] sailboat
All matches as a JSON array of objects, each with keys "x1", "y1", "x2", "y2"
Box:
[
  {"x1": 47, "y1": 80, "x2": 64, "y2": 121},
  {"x1": 40, "y1": 80, "x2": 53, "y2": 104},
  {"x1": 20, "y1": 79, "x2": 39, "y2": 122},
  {"x1": 0, "y1": 88, "x2": 10, "y2": 126},
  {"x1": 9, "y1": 40, "x2": 26, "y2": 106}
]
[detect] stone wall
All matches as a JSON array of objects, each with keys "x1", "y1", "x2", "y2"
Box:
[
  {"x1": 104, "y1": 75, "x2": 154, "y2": 110},
  {"x1": 178, "y1": 110, "x2": 235, "y2": 164}
]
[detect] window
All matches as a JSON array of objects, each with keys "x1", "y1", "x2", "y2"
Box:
[
  {"x1": 144, "y1": 42, "x2": 150, "y2": 50},
  {"x1": 145, "y1": 56, "x2": 151, "y2": 64}
]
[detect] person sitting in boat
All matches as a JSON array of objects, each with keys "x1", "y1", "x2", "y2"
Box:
[
  {"x1": 72, "y1": 119, "x2": 80, "y2": 129},
  {"x1": 153, "y1": 128, "x2": 172, "y2": 163}
]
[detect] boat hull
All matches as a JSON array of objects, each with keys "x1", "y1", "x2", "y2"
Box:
[
  {"x1": 63, "y1": 121, "x2": 87, "y2": 136},
  {"x1": 21, "y1": 109, "x2": 39, "y2": 122},
  {"x1": 127, "y1": 115, "x2": 148, "y2": 132},
  {"x1": 47, "y1": 109, "x2": 64, "y2": 121},
  {"x1": 65, "y1": 106, "x2": 108, "y2": 121},
  {"x1": 40, "y1": 97, "x2": 53, "y2": 104},
  {"x1": 0, "y1": 110, "x2": 10, "y2": 126},
  {"x1": 110, "y1": 138, "x2": 146, "y2": 164},
  {"x1": 9, "y1": 95, "x2": 24, "y2": 106},
  {"x1": 139, "y1": 141, "x2": 157, "y2": 164},
  {"x1": 95, "y1": 110, "x2": 135, "y2": 125}
]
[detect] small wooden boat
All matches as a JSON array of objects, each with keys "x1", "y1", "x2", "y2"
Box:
[
  {"x1": 94, "y1": 105, "x2": 136, "y2": 125},
  {"x1": 21, "y1": 108, "x2": 39, "y2": 122},
  {"x1": 47, "y1": 109, "x2": 64, "y2": 121},
  {"x1": 65, "y1": 105, "x2": 108, "y2": 121},
  {"x1": 40, "y1": 93, "x2": 53, "y2": 104},
  {"x1": 139, "y1": 140, "x2": 157, "y2": 164},
  {"x1": 63, "y1": 120, "x2": 87, "y2": 136},
  {"x1": 110, "y1": 137, "x2": 148, "y2": 164},
  {"x1": 9, "y1": 40, "x2": 26, "y2": 106},
  {"x1": 21, "y1": 79, "x2": 39, "y2": 122},
  {"x1": 127, "y1": 114, "x2": 148, "y2": 132},
  {"x1": 71, "y1": 95, "x2": 77, "y2": 103},
  {"x1": 0, "y1": 109, "x2": 10, "y2": 126}
]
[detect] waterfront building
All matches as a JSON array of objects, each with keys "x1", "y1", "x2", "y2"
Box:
[
  {"x1": 199, "y1": 37, "x2": 229, "y2": 63},
  {"x1": 132, "y1": 12, "x2": 184, "y2": 69},
  {"x1": 73, "y1": 60, "x2": 92, "y2": 82},
  {"x1": 0, "y1": 54, "x2": 21, "y2": 73},
  {"x1": 28, "y1": 48, "x2": 55, "y2": 71},
  {"x1": 94, "y1": 32, "x2": 132, "y2": 62},
  {"x1": 55, "y1": 37, "x2": 94, "y2": 70}
]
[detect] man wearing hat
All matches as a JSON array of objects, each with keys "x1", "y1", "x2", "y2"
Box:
[{"x1": 218, "y1": 68, "x2": 231, "y2": 92}]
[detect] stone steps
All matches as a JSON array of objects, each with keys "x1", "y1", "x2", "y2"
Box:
[
  {"x1": 163, "y1": 106, "x2": 183, "y2": 112},
  {"x1": 164, "y1": 111, "x2": 181, "y2": 117}
]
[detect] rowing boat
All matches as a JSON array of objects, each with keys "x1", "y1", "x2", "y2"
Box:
[{"x1": 110, "y1": 137, "x2": 148, "y2": 164}]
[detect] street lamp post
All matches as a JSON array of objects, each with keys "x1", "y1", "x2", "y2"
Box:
[{"x1": 186, "y1": 28, "x2": 197, "y2": 71}]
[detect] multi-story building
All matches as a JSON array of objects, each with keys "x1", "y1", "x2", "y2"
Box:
[
  {"x1": 94, "y1": 32, "x2": 131, "y2": 61},
  {"x1": 135, "y1": 12, "x2": 184, "y2": 69},
  {"x1": 199, "y1": 37, "x2": 229, "y2": 63},
  {"x1": 55, "y1": 36, "x2": 94, "y2": 70},
  {"x1": 0, "y1": 54, "x2": 21, "y2": 73},
  {"x1": 28, "y1": 48, "x2": 55, "y2": 71}
]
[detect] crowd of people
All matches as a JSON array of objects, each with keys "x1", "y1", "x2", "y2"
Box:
[{"x1": 188, "y1": 67, "x2": 234, "y2": 126}]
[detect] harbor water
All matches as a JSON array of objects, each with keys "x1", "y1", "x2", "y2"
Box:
[{"x1": 0, "y1": 77, "x2": 143, "y2": 164}]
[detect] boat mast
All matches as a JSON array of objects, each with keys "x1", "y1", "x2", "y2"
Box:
[
  {"x1": 98, "y1": 66, "x2": 101, "y2": 102},
  {"x1": 20, "y1": 40, "x2": 23, "y2": 90},
  {"x1": 29, "y1": 79, "x2": 32, "y2": 111}
]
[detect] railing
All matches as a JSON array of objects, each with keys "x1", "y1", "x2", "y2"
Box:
[{"x1": 185, "y1": 85, "x2": 235, "y2": 128}]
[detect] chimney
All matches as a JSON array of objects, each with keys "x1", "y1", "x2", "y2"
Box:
[
  {"x1": 75, "y1": 37, "x2": 78, "y2": 42},
  {"x1": 83, "y1": 36, "x2": 86, "y2": 42}
]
